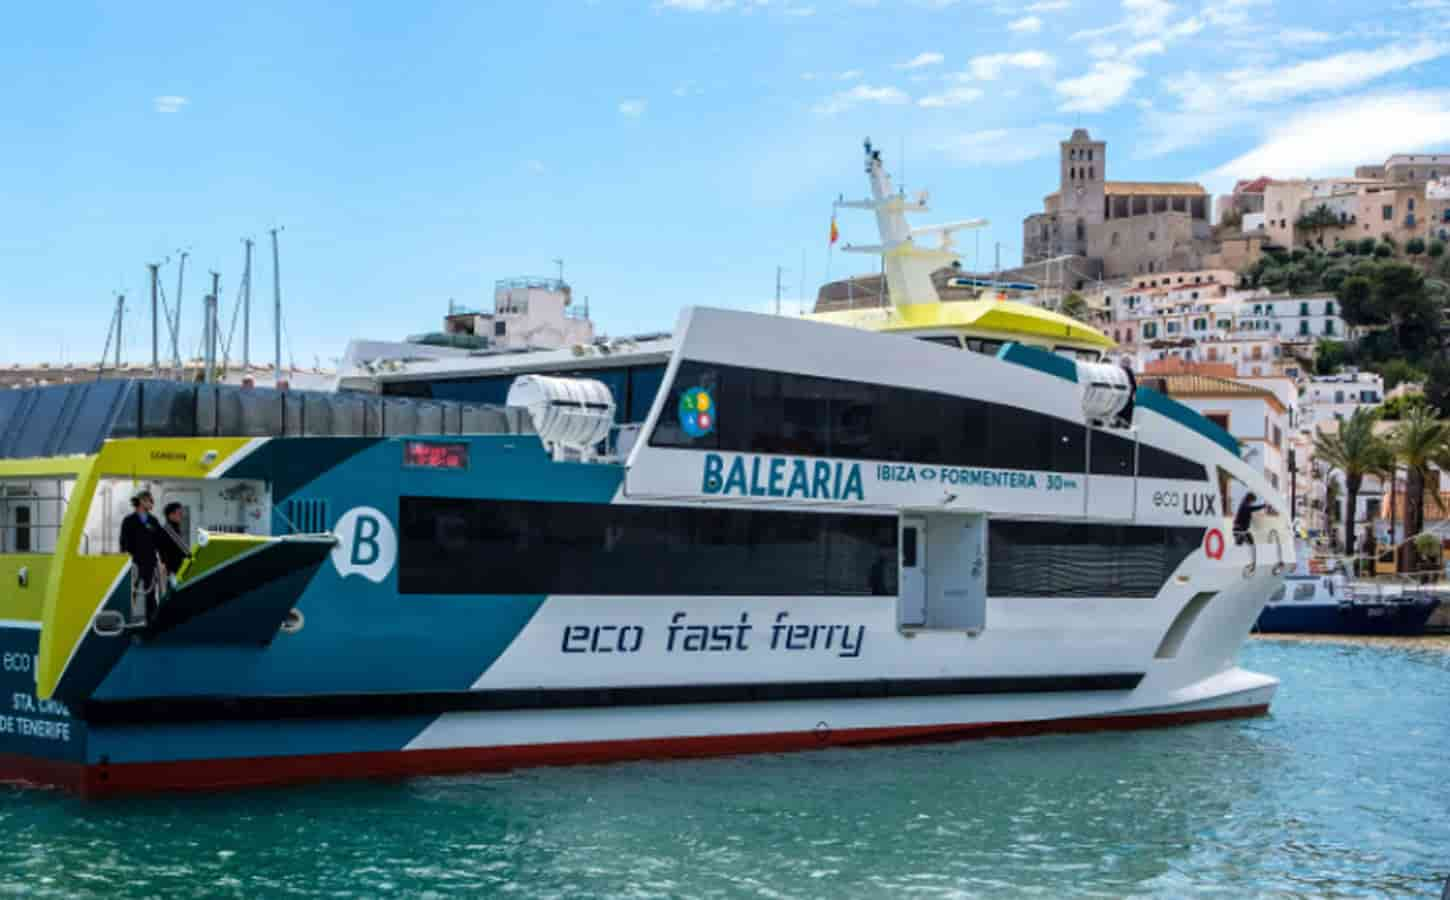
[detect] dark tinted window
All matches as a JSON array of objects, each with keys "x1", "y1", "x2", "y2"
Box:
[
  {"x1": 988, "y1": 522, "x2": 1203, "y2": 598},
  {"x1": 1139, "y1": 444, "x2": 1207, "y2": 481},
  {"x1": 1089, "y1": 428, "x2": 1136, "y2": 476},
  {"x1": 399, "y1": 497, "x2": 897, "y2": 597},
  {"x1": 13, "y1": 506, "x2": 30, "y2": 553},
  {"x1": 654, "y1": 361, "x2": 1207, "y2": 482},
  {"x1": 627, "y1": 365, "x2": 667, "y2": 422}
]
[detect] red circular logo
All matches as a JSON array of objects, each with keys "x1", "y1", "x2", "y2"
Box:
[{"x1": 1204, "y1": 528, "x2": 1225, "y2": 560}]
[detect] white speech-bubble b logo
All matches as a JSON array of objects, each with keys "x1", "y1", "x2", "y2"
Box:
[{"x1": 331, "y1": 506, "x2": 397, "y2": 583}]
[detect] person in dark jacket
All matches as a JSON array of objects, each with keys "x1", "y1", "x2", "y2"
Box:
[
  {"x1": 156, "y1": 501, "x2": 190, "y2": 586},
  {"x1": 118, "y1": 494, "x2": 159, "y2": 622},
  {"x1": 1233, "y1": 492, "x2": 1267, "y2": 544}
]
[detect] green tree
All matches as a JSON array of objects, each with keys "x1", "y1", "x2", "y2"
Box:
[
  {"x1": 1407, "y1": 236, "x2": 1427, "y2": 256},
  {"x1": 1337, "y1": 273, "x2": 1382, "y2": 325},
  {"x1": 1322, "y1": 264, "x2": 1351, "y2": 293},
  {"x1": 1425, "y1": 356, "x2": 1450, "y2": 416},
  {"x1": 1376, "y1": 261, "x2": 1438, "y2": 353},
  {"x1": 1314, "y1": 339, "x2": 1349, "y2": 375},
  {"x1": 1380, "y1": 359, "x2": 1427, "y2": 392},
  {"x1": 1375, "y1": 242, "x2": 1394, "y2": 259},
  {"x1": 1389, "y1": 404, "x2": 1450, "y2": 550},
  {"x1": 1379, "y1": 389, "x2": 1428, "y2": 420},
  {"x1": 1295, "y1": 204, "x2": 1341, "y2": 245},
  {"x1": 1315, "y1": 407, "x2": 1392, "y2": 558},
  {"x1": 1430, "y1": 239, "x2": 1446, "y2": 259},
  {"x1": 1059, "y1": 291, "x2": 1088, "y2": 322},
  {"x1": 1358, "y1": 237, "x2": 1378, "y2": 255}
]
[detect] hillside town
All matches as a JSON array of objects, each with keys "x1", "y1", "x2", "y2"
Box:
[{"x1": 823, "y1": 129, "x2": 1450, "y2": 572}]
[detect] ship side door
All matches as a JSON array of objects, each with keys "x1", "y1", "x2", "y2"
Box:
[{"x1": 898, "y1": 515, "x2": 927, "y2": 628}]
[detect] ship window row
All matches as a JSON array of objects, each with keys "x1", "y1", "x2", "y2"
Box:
[
  {"x1": 399, "y1": 497, "x2": 1197, "y2": 600},
  {"x1": 384, "y1": 364, "x2": 667, "y2": 425},
  {"x1": 650, "y1": 361, "x2": 1205, "y2": 481},
  {"x1": 988, "y1": 522, "x2": 1203, "y2": 598},
  {"x1": 399, "y1": 497, "x2": 900, "y2": 597}
]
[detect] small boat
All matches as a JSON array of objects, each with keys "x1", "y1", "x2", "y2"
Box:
[{"x1": 1257, "y1": 571, "x2": 1442, "y2": 636}]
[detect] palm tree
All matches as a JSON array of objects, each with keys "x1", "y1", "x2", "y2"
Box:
[
  {"x1": 1314, "y1": 407, "x2": 1392, "y2": 559},
  {"x1": 1390, "y1": 404, "x2": 1450, "y2": 551}
]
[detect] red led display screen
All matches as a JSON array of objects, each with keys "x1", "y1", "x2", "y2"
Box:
[{"x1": 402, "y1": 441, "x2": 469, "y2": 471}]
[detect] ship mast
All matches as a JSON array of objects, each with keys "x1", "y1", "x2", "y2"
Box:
[{"x1": 836, "y1": 139, "x2": 987, "y2": 307}]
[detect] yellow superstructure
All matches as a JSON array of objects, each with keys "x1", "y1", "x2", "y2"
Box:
[{"x1": 807, "y1": 298, "x2": 1115, "y2": 354}]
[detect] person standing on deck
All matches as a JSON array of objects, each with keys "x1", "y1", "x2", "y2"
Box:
[
  {"x1": 119, "y1": 494, "x2": 159, "y2": 623},
  {"x1": 1234, "y1": 492, "x2": 1267, "y2": 545},
  {"x1": 156, "y1": 501, "x2": 191, "y2": 589}
]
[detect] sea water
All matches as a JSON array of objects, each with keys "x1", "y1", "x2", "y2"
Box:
[{"x1": 2, "y1": 638, "x2": 1448, "y2": 898}]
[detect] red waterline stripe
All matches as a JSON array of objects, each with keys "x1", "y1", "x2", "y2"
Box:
[{"x1": 3, "y1": 704, "x2": 1269, "y2": 799}]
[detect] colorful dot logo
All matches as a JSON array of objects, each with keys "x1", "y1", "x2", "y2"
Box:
[{"x1": 679, "y1": 387, "x2": 716, "y2": 438}]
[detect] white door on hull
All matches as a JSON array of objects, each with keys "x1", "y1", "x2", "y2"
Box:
[{"x1": 898, "y1": 516, "x2": 927, "y2": 628}]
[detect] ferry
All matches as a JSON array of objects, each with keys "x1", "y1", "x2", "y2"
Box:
[{"x1": 0, "y1": 143, "x2": 1291, "y2": 795}]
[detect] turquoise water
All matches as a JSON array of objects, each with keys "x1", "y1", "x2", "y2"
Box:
[{"x1": 3, "y1": 639, "x2": 1448, "y2": 898}]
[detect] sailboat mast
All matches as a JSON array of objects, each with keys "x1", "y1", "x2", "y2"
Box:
[
  {"x1": 242, "y1": 238, "x2": 254, "y2": 371},
  {"x1": 114, "y1": 294, "x2": 124, "y2": 370},
  {"x1": 270, "y1": 228, "x2": 282, "y2": 386},
  {"x1": 173, "y1": 250, "x2": 188, "y2": 370},
  {"x1": 149, "y1": 263, "x2": 160, "y2": 376}
]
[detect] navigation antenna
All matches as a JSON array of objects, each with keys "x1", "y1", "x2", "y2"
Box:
[{"x1": 836, "y1": 138, "x2": 987, "y2": 307}]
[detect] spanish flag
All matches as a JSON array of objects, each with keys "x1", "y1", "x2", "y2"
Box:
[{"x1": 829, "y1": 214, "x2": 839, "y2": 246}]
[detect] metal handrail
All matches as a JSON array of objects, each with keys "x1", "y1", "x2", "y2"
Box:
[{"x1": 1269, "y1": 529, "x2": 1285, "y2": 576}]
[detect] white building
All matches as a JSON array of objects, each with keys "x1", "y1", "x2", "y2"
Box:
[
  {"x1": 442, "y1": 277, "x2": 595, "y2": 351},
  {"x1": 1150, "y1": 372, "x2": 1291, "y2": 493},
  {"x1": 1299, "y1": 369, "x2": 1384, "y2": 431}
]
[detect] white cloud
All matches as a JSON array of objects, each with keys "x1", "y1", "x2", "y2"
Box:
[
  {"x1": 917, "y1": 86, "x2": 984, "y2": 108},
  {"x1": 933, "y1": 124, "x2": 1070, "y2": 164},
  {"x1": 896, "y1": 51, "x2": 945, "y2": 69},
  {"x1": 672, "y1": 80, "x2": 703, "y2": 97},
  {"x1": 1141, "y1": 40, "x2": 1450, "y2": 157},
  {"x1": 966, "y1": 50, "x2": 1054, "y2": 80},
  {"x1": 153, "y1": 95, "x2": 188, "y2": 113},
  {"x1": 813, "y1": 84, "x2": 910, "y2": 115},
  {"x1": 1088, "y1": 42, "x2": 1118, "y2": 58},
  {"x1": 1008, "y1": 15, "x2": 1042, "y2": 32},
  {"x1": 1072, "y1": 0, "x2": 1194, "y2": 42},
  {"x1": 525, "y1": 159, "x2": 546, "y2": 174},
  {"x1": 1280, "y1": 28, "x2": 1332, "y2": 45},
  {"x1": 801, "y1": 72, "x2": 819, "y2": 80},
  {"x1": 1055, "y1": 61, "x2": 1142, "y2": 112},
  {"x1": 656, "y1": 0, "x2": 734, "y2": 9},
  {"x1": 783, "y1": 4, "x2": 816, "y2": 15},
  {"x1": 837, "y1": 69, "x2": 864, "y2": 80},
  {"x1": 618, "y1": 99, "x2": 647, "y2": 117},
  {"x1": 1206, "y1": 90, "x2": 1450, "y2": 182},
  {"x1": 1024, "y1": 0, "x2": 1070, "y2": 9},
  {"x1": 1202, "y1": 0, "x2": 1268, "y2": 27},
  {"x1": 1124, "y1": 38, "x2": 1165, "y2": 58},
  {"x1": 1223, "y1": 41, "x2": 1449, "y2": 105}
]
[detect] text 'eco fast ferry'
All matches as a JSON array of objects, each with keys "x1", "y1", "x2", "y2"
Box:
[{"x1": 0, "y1": 144, "x2": 1291, "y2": 795}]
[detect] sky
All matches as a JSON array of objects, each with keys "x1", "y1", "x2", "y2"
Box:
[{"x1": 2, "y1": 0, "x2": 1449, "y2": 367}]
